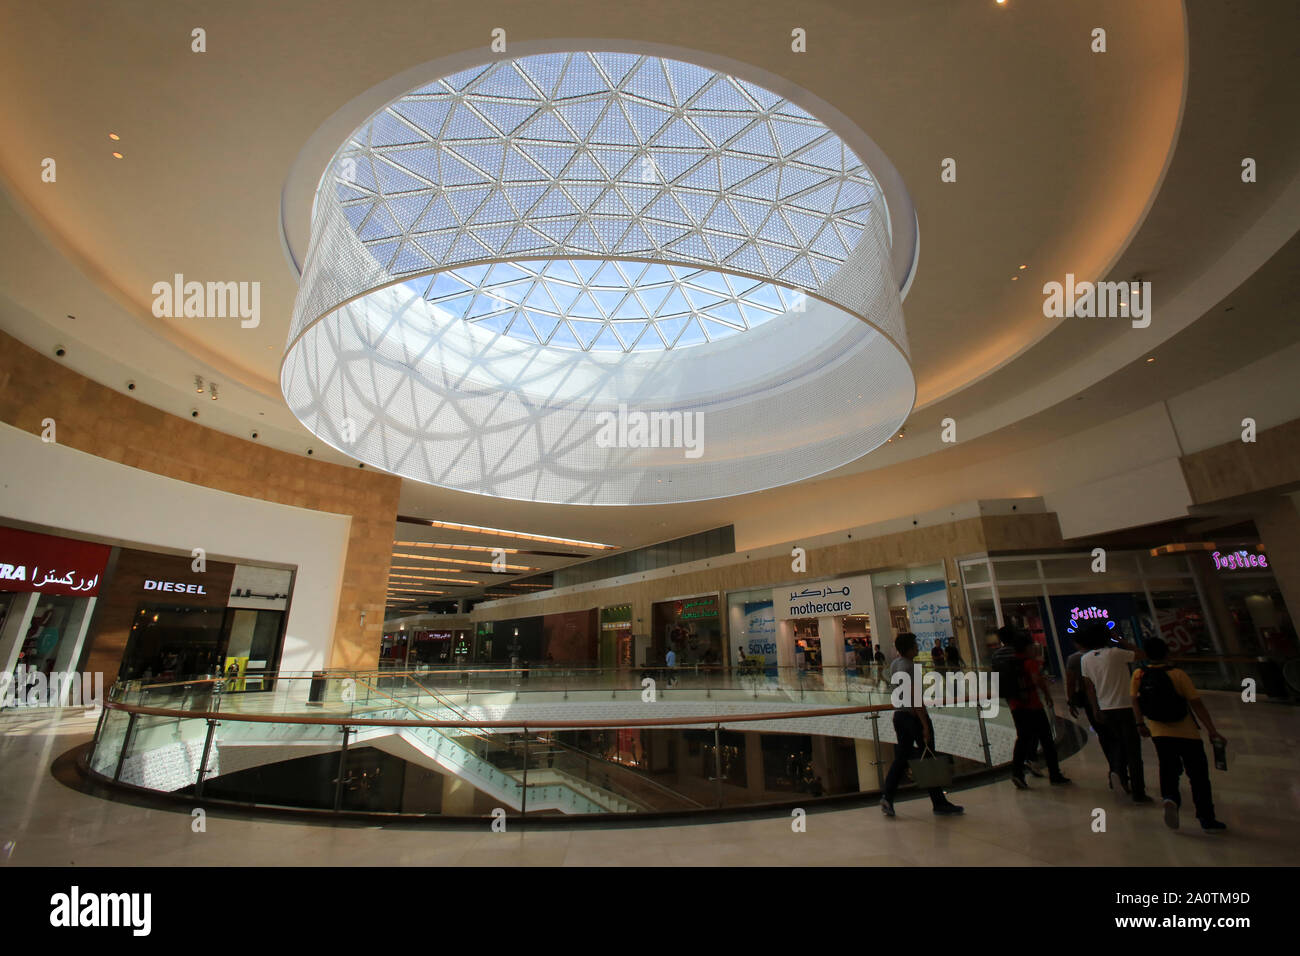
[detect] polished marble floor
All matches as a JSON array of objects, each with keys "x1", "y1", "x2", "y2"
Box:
[{"x1": 1, "y1": 692, "x2": 1295, "y2": 866}]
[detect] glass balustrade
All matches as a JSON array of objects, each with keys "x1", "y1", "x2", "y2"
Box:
[{"x1": 84, "y1": 664, "x2": 1085, "y2": 820}]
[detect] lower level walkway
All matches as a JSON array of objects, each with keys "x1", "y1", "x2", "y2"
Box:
[{"x1": 1, "y1": 692, "x2": 1294, "y2": 866}]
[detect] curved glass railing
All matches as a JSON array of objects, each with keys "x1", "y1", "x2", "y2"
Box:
[{"x1": 79, "y1": 664, "x2": 1091, "y2": 821}]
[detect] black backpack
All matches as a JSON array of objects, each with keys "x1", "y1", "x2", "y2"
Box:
[
  {"x1": 991, "y1": 646, "x2": 1026, "y2": 701},
  {"x1": 1137, "y1": 666, "x2": 1188, "y2": 723}
]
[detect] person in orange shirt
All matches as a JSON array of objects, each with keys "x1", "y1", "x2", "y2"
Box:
[{"x1": 1130, "y1": 637, "x2": 1227, "y2": 832}]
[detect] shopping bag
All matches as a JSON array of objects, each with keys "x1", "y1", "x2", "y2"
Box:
[{"x1": 908, "y1": 745, "x2": 954, "y2": 789}]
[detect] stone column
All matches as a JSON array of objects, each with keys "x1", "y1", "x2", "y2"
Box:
[
  {"x1": 1252, "y1": 495, "x2": 1300, "y2": 636},
  {"x1": 818, "y1": 615, "x2": 846, "y2": 691}
]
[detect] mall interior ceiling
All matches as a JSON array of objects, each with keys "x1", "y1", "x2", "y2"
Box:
[{"x1": 1, "y1": 0, "x2": 1298, "y2": 628}]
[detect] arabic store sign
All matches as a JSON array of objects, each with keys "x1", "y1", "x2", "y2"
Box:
[
  {"x1": 776, "y1": 573, "x2": 873, "y2": 621},
  {"x1": 0, "y1": 526, "x2": 111, "y2": 597},
  {"x1": 677, "y1": 596, "x2": 718, "y2": 620}
]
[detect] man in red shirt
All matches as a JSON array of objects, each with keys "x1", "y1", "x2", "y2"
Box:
[{"x1": 997, "y1": 626, "x2": 1071, "y2": 790}]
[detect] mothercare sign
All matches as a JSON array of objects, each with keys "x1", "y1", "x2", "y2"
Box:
[{"x1": 776, "y1": 574, "x2": 872, "y2": 620}]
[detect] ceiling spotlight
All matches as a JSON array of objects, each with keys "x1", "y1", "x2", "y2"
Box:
[
  {"x1": 1146, "y1": 357, "x2": 1156, "y2": 363},
  {"x1": 210, "y1": 383, "x2": 219, "y2": 400},
  {"x1": 109, "y1": 133, "x2": 120, "y2": 141},
  {"x1": 111, "y1": 152, "x2": 123, "y2": 159},
  {"x1": 194, "y1": 376, "x2": 204, "y2": 394},
  {"x1": 1018, "y1": 264, "x2": 1027, "y2": 270}
]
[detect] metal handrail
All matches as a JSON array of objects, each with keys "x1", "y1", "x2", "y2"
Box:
[{"x1": 103, "y1": 698, "x2": 894, "y2": 730}]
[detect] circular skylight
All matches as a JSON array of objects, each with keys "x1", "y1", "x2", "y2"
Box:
[
  {"x1": 331, "y1": 52, "x2": 877, "y2": 351},
  {"x1": 411, "y1": 260, "x2": 803, "y2": 351},
  {"x1": 283, "y1": 51, "x2": 916, "y2": 505}
]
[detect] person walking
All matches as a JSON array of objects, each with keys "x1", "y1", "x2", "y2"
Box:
[
  {"x1": 1081, "y1": 629, "x2": 1151, "y2": 803},
  {"x1": 1131, "y1": 638, "x2": 1228, "y2": 832},
  {"x1": 1065, "y1": 622, "x2": 1119, "y2": 786},
  {"x1": 995, "y1": 626, "x2": 1070, "y2": 789},
  {"x1": 880, "y1": 632, "x2": 964, "y2": 818}
]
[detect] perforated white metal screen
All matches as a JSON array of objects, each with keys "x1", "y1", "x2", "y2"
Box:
[{"x1": 283, "y1": 52, "x2": 914, "y2": 505}]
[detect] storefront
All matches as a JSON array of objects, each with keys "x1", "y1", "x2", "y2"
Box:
[
  {"x1": 772, "y1": 572, "x2": 875, "y2": 672},
  {"x1": 475, "y1": 616, "x2": 543, "y2": 663},
  {"x1": 99, "y1": 549, "x2": 292, "y2": 689},
  {"x1": 411, "y1": 629, "x2": 453, "y2": 665},
  {"x1": 542, "y1": 609, "x2": 597, "y2": 664},
  {"x1": 958, "y1": 549, "x2": 1223, "y2": 678},
  {"x1": 0, "y1": 526, "x2": 111, "y2": 707},
  {"x1": 651, "y1": 594, "x2": 721, "y2": 666},
  {"x1": 599, "y1": 603, "x2": 633, "y2": 669},
  {"x1": 1, "y1": 523, "x2": 295, "y2": 692},
  {"x1": 380, "y1": 628, "x2": 410, "y2": 665},
  {"x1": 868, "y1": 564, "x2": 957, "y2": 665},
  {"x1": 726, "y1": 587, "x2": 777, "y2": 670},
  {"x1": 1202, "y1": 544, "x2": 1296, "y2": 658}
]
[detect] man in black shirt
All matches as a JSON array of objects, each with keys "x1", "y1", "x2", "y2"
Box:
[{"x1": 880, "y1": 632, "x2": 964, "y2": 817}]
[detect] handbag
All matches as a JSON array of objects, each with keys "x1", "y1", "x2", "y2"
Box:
[{"x1": 908, "y1": 744, "x2": 954, "y2": 789}]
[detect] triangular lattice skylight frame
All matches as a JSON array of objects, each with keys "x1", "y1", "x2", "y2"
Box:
[{"x1": 283, "y1": 51, "x2": 915, "y2": 505}]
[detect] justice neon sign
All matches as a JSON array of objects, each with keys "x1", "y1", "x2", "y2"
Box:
[
  {"x1": 1212, "y1": 550, "x2": 1268, "y2": 571},
  {"x1": 1065, "y1": 606, "x2": 1116, "y2": 635}
]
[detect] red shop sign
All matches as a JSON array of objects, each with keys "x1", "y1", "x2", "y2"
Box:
[{"x1": 0, "y1": 526, "x2": 111, "y2": 596}]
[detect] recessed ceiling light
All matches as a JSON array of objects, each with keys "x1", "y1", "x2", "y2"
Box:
[
  {"x1": 1011, "y1": 275, "x2": 1019, "y2": 281},
  {"x1": 1018, "y1": 264, "x2": 1027, "y2": 270},
  {"x1": 1146, "y1": 357, "x2": 1156, "y2": 363},
  {"x1": 109, "y1": 133, "x2": 120, "y2": 141},
  {"x1": 111, "y1": 152, "x2": 123, "y2": 159}
]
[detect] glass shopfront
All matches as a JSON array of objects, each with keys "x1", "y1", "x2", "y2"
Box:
[
  {"x1": 97, "y1": 550, "x2": 291, "y2": 688},
  {"x1": 599, "y1": 603, "x2": 634, "y2": 669},
  {"x1": 0, "y1": 526, "x2": 111, "y2": 708},
  {"x1": 958, "y1": 550, "x2": 1222, "y2": 678},
  {"x1": 651, "y1": 594, "x2": 721, "y2": 666},
  {"x1": 772, "y1": 572, "x2": 874, "y2": 672},
  {"x1": 868, "y1": 564, "x2": 955, "y2": 666},
  {"x1": 542, "y1": 609, "x2": 598, "y2": 664},
  {"x1": 1, "y1": 523, "x2": 295, "y2": 692},
  {"x1": 726, "y1": 587, "x2": 777, "y2": 670}
]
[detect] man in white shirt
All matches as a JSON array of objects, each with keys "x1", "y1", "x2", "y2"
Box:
[{"x1": 1081, "y1": 632, "x2": 1150, "y2": 802}]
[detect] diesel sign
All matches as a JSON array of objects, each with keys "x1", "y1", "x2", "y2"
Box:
[{"x1": 143, "y1": 580, "x2": 206, "y2": 594}]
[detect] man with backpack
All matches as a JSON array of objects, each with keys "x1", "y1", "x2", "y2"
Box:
[
  {"x1": 1081, "y1": 629, "x2": 1150, "y2": 802},
  {"x1": 1131, "y1": 637, "x2": 1228, "y2": 832},
  {"x1": 994, "y1": 626, "x2": 1070, "y2": 789}
]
